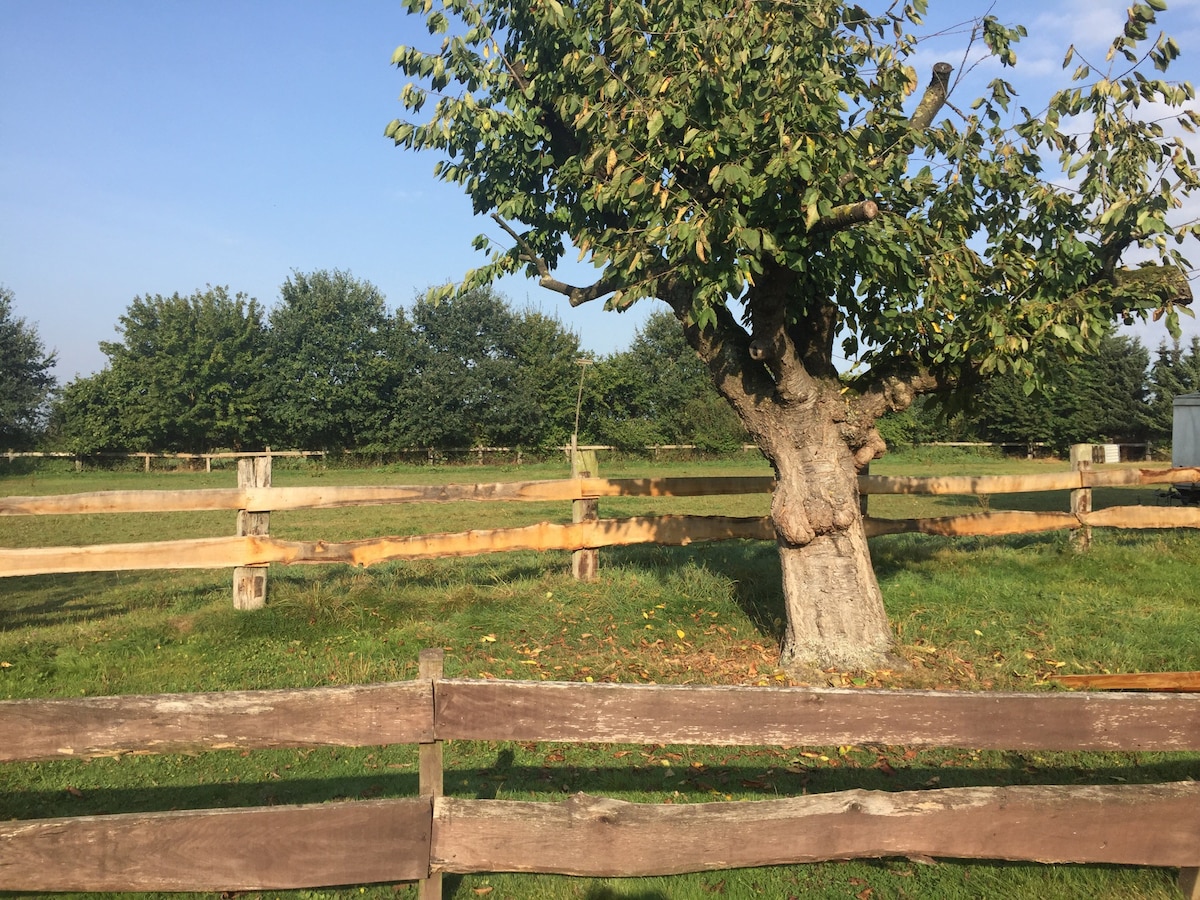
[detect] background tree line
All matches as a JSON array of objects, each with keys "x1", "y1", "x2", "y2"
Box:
[
  {"x1": 3, "y1": 272, "x2": 1199, "y2": 457},
  {"x1": 35, "y1": 270, "x2": 748, "y2": 455}
]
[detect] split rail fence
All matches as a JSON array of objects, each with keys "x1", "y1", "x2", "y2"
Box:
[
  {"x1": 5, "y1": 454, "x2": 1200, "y2": 605},
  {"x1": 2, "y1": 648, "x2": 1199, "y2": 896}
]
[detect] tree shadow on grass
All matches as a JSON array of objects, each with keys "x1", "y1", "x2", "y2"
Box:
[
  {"x1": 0, "y1": 572, "x2": 211, "y2": 631},
  {"x1": 606, "y1": 541, "x2": 787, "y2": 645}
]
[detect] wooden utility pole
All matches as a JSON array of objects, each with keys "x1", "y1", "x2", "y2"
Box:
[
  {"x1": 571, "y1": 448, "x2": 599, "y2": 581},
  {"x1": 233, "y1": 455, "x2": 271, "y2": 609},
  {"x1": 1070, "y1": 444, "x2": 1092, "y2": 552}
]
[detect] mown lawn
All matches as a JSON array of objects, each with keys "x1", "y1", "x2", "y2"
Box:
[{"x1": 1, "y1": 449, "x2": 1197, "y2": 899}]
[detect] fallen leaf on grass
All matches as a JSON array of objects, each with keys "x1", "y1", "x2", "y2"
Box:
[
  {"x1": 66, "y1": 786, "x2": 84, "y2": 798},
  {"x1": 472, "y1": 887, "x2": 494, "y2": 895}
]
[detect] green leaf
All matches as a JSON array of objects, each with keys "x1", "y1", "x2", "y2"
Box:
[{"x1": 647, "y1": 110, "x2": 664, "y2": 140}]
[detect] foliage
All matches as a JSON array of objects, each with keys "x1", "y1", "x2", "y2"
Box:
[
  {"x1": 265, "y1": 270, "x2": 412, "y2": 451},
  {"x1": 966, "y1": 335, "x2": 1151, "y2": 451},
  {"x1": 54, "y1": 287, "x2": 268, "y2": 453},
  {"x1": 387, "y1": 0, "x2": 1197, "y2": 391},
  {"x1": 584, "y1": 311, "x2": 746, "y2": 451},
  {"x1": 0, "y1": 286, "x2": 56, "y2": 450},
  {"x1": 404, "y1": 286, "x2": 582, "y2": 449}
]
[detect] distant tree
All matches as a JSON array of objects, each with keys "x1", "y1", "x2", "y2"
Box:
[
  {"x1": 405, "y1": 287, "x2": 579, "y2": 449},
  {"x1": 265, "y1": 270, "x2": 411, "y2": 450},
  {"x1": 969, "y1": 335, "x2": 1151, "y2": 451},
  {"x1": 583, "y1": 311, "x2": 745, "y2": 451},
  {"x1": 54, "y1": 287, "x2": 268, "y2": 453},
  {"x1": 50, "y1": 370, "x2": 124, "y2": 454},
  {"x1": 0, "y1": 286, "x2": 56, "y2": 449},
  {"x1": 510, "y1": 308, "x2": 583, "y2": 449},
  {"x1": 1147, "y1": 337, "x2": 1200, "y2": 440}
]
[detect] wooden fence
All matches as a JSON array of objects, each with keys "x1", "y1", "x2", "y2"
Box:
[
  {"x1": 5, "y1": 455, "x2": 1200, "y2": 604},
  {"x1": 1, "y1": 648, "x2": 1199, "y2": 896}
]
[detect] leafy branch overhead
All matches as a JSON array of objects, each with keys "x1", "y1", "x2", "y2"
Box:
[{"x1": 388, "y1": 0, "x2": 1198, "y2": 396}]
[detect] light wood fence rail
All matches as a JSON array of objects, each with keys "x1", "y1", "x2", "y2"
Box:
[
  {"x1": 1, "y1": 649, "x2": 1198, "y2": 895},
  {"x1": 5, "y1": 464, "x2": 1200, "y2": 586}
]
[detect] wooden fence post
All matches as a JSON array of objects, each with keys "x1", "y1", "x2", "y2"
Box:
[
  {"x1": 233, "y1": 456, "x2": 270, "y2": 609},
  {"x1": 419, "y1": 648, "x2": 444, "y2": 900},
  {"x1": 1070, "y1": 444, "x2": 1092, "y2": 552},
  {"x1": 572, "y1": 448, "x2": 599, "y2": 581}
]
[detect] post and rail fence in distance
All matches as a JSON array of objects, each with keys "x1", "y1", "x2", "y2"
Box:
[{"x1": 5, "y1": 449, "x2": 1200, "y2": 604}]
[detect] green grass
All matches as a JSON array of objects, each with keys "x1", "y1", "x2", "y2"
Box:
[{"x1": 1, "y1": 450, "x2": 1198, "y2": 899}]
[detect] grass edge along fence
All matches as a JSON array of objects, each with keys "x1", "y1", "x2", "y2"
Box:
[
  {"x1": 7, "y1": 451, "x2": 1200, "y2": 605},
  {"x1": 3, "y1": 648, "x2": 1200, "y2": 896}
]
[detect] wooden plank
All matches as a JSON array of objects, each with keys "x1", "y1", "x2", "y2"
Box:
[
  {"x1": 0, "y1": 515, "x2": 775, "y2": 577},
  {"x1": 0, "y1": 536, "x2": 254, "y2": 576},
  {"x1": 0, "y1": 488, "x2": 247, "y2": 516},
  {"x1": 1082, "y1": 505, "x2": 1200, "y2": 529},
  {"x1": 0, "y1": 797, "x2": 431, "y2": 892},
  {"x1": 434, "y1": 679, "x2": 1200, "y2": 750},
  {"x1": 0, "y1": 476, "x2": 776, "y2": 517},
  {"x1": 864, "y1": 506, "x2": 1200, "y2": 538},
  {"x1": 858, "y1": 466, "x2": 1200, "y2": 496},
  {"x1": 864, "y1": 510, "x2": 1079, "y2": 538},
  {"x1": 432, "y1": 784, "x2": 1200, "y2": 875},
  {"x1": 0, "y1": 680, "x2": 432, "y2": 762},
  {"x1": 1054, "y1": 672, "x2": 1200, "y2": 692},
  {"x1": 860, "y1": 472, "x2": 1086, "y2": 496}
]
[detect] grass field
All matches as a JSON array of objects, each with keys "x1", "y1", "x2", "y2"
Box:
[{"x1": 1, "y1": 449, "x2": 1198, "y2": 899}]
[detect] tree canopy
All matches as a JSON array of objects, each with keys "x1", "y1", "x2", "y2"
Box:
[
  {"x1": 266, "y1": 270, "x2": 411, "y2": 451},
  {"x1": 389, "y1": 0, "x2": 1197, "y2": 396},
  {"x1": 54, "y1": 287, "x2": 268, "y2": 454}
]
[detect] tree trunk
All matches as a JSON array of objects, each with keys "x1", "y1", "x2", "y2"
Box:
[
  {"x1": 668, "y1": 295, "x2": 897, "y2": 675},
  {"x1": 765, "y1": 426, "x2": 896, "y2": 675}
]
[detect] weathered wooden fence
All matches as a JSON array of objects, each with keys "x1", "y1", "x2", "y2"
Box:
[
  {"x1": 5, "y1": 457, "x2": 1200, "y2": 604},
  {"x1": 1, "y1": 648, "x2": 1198, "y2": 896}
]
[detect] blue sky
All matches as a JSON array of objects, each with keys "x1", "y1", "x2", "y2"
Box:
[{"x1": 2, "y1": 0, "x2": 1198, "y2": 380}]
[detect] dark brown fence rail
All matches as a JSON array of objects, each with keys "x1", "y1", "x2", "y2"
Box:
[{"x1": 2, "y1": 649, "x2": 1199, "y2": 896}]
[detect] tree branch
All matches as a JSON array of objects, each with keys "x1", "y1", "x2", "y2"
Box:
[
  {"x1": 811, "y1": 200, "x2": 879, "y2": 232},
  {"x1": 851, "y1": 364, "x2": 943, "y2": 423},
  {"x1": 491, "y1": 215, "x2": 619, "y2": 307},
  {"x1": 909, "y1": 62, "x2": 954, "y2": 132},
  {"x1": 836, "y1": 62, "x2": 954, "y2": 191}
]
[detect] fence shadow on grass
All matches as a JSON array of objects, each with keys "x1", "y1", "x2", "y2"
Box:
[{"x1": 4, "y1": 753, "x2": 1198, "y2": 826}]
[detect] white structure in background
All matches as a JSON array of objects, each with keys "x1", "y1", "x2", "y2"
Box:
[
  {"x1": 1173, "y1": 394, "x2": 1200, "y2": 469},
  {"x1": 1172, "y1": 393, "x2": 1200, "y2": 503}
]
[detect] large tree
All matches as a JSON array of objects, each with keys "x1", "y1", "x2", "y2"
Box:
[
  {"x1": 388, "y1": 0, "x2": 1198, "y2": 671},
  {"x1": 0, "y1": 286, "x2": 56, "y2": 450}
]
